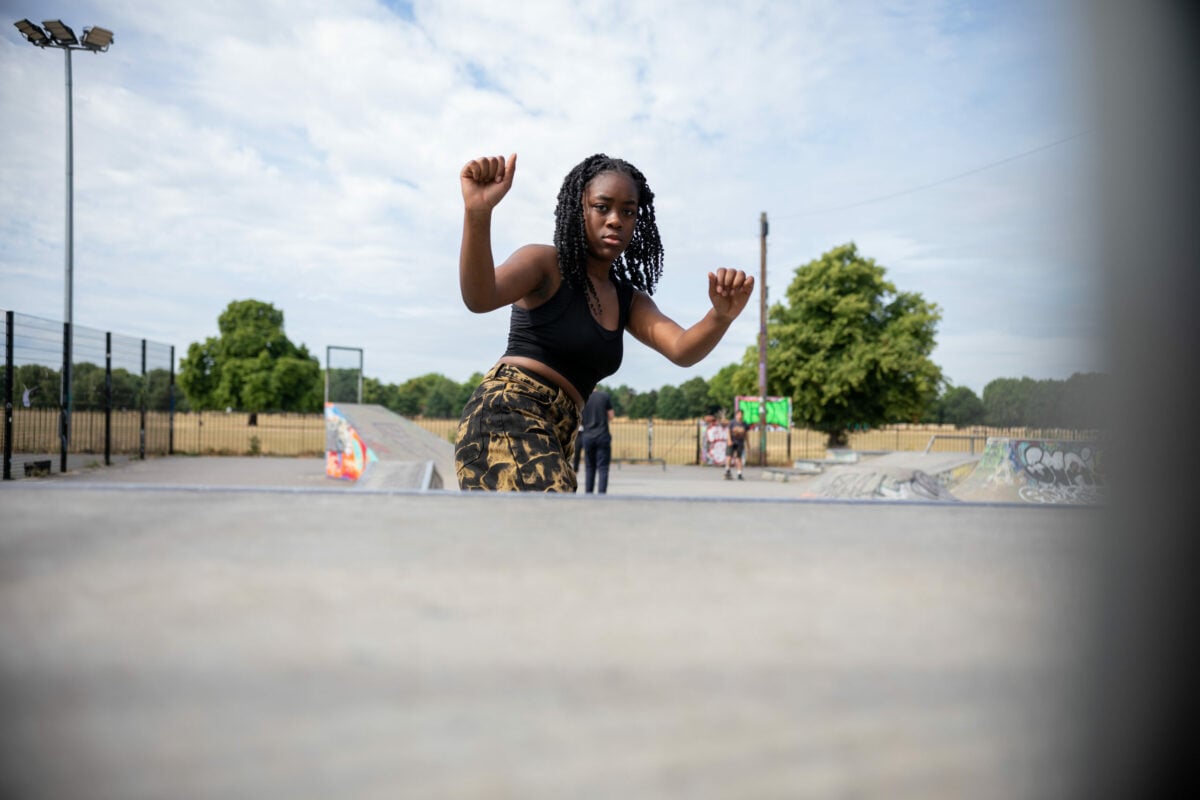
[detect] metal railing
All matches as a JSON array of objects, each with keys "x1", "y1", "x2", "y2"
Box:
[{"x1": 2, "y1": 309, "x2": 175, "y2": 479}]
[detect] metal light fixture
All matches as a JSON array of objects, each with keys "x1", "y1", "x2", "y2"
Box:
[
  {"x1": 11, "y1": 15, "x2": 114, "y2": 465},
  {"x1": 81, "y1": 26, "x2": 114, "y2": 51},
  {"x1": 13, "y1": 18, "x2": 48, "y2": 45},
  {"x1": 40, "y1": 19, "x2": 78, "y2": 46}
]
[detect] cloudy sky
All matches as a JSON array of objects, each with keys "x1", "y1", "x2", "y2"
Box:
[{"x1": 1, "y1": 0, "x2": 1100, "y2": 397}]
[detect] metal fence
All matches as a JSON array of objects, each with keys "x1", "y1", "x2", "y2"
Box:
[
  {"x1": 2, "y1": 310, "x2": 175, "y2": 479},
  {"x1": 3, "y1": 312, "x2": 1103, "y2": 478}
]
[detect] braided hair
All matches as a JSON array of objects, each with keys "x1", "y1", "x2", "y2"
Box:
[{"x1": 553, "y1": 154, "x2": 665, "y2": 315}]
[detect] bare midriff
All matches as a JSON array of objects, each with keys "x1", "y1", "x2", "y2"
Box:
[{"x1": 497, "y1": 356, "x2": 584, "y2": 408}]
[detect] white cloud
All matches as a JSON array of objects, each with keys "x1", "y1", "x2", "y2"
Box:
[{"x1": 1, "y1": 0, "x2": 1100, "y2": 401}]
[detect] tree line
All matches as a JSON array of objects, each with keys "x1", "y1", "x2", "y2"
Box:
[{"x1": 168, "y1": 243, "x2": 1108, "y2": 443}]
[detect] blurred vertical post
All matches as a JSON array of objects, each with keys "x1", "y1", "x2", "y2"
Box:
[{"x1": 758, "y1": 212, "x2": 768, "y2": 466}]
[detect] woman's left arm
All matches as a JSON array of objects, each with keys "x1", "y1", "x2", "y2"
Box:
[{"x1": 628, "y1": 268, "x2": 755, "y2": 367}]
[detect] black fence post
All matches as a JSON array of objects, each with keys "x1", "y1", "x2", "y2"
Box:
[
  {"x1": 139, "y1": 339, "x2": 147, "y2": 461},
  {"x1": 104, "y1": 331, "x2": 112, "y2": 466},
  {"x1": 4, "y1": 311, "x2": 13, "y2": 480},
  {"x1": 168, "y1": 344, "x2": 175, "y2": 455},
  {"x1": 60, "y1": 320, "x2": 70, "y2": 473}
]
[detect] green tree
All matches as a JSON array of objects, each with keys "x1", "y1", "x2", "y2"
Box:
[
  {"x1": 982, "y1": 377, "x2": 1030, "y2": 427},
  {"x1": 677, "y1": 376, "x2": 715, "y2": 417},
  {"x1": 707, "y1": 362, "x2": 755, "y2": 417},
  {"x1": 627, "y1": 389, "x2": 657, "y2": 419},
  {"x1": 765, "y1": 243, "x2": 943, "y2": 446},
  {"x1": 606, "y1": 384, "x2": 636, "y2": 417},
  {"x1": 391, "y1": 373, "x2": 464, "y2": 417},
  {"x1": 937, "y1": 385, "x2": 985, "y2": 427},
  {"x1": 72, "y1": 362, "x2": 107, "y2": 411},
  {"x1": 15, "y1": 364, "x2": 60, "y2": 409},
  {"x1": 178, "y1": 299, "x2": 321, "y2": 412},
  {"x1": 655, "y1": 385, "x2": 688, "y2": 419},
  {"x1": 362, "y1": 376, "x2": 397, "y2": 410},
  {"x1": 146, "y1": 368, "x2": 177, "y2": 411},
  {"x1": 327, "y1": 368, "x2": 362, "y2": 403}
]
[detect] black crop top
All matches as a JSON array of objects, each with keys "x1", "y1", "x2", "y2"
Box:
[{"x1": 504, "y1": 277, "x2": 635, "y2": 400}]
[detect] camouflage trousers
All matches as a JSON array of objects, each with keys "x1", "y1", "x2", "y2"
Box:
[{"x1": 454, "y1": 363, "x2": 580, "y2": 492}]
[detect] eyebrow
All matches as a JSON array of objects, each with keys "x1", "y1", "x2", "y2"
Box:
[{"x1": 591, "y1": 193, "x2": 638, "y2": 205}]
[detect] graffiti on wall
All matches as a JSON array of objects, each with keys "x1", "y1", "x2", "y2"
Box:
[
  {"x1": 1011, "y1": 440, "x2": 1104, "y2": 504},
  {"x1": 968, "y1": 438, "x2": 1104, "y2": 504},
  {"x1": 325, "y1": 403, "x2": 376, "y2": 480},
  {"x1": 701, "y1": 418, "x2": 728, "y2": 465}
]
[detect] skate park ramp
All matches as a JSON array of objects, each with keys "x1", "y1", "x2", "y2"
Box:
[
  {"x1": 796, "y1": 438, "x2": 1105, "y2": 505},
  {"x1": 798, "y1": 451, "x2": 979, "y2": 501},
  {"x1": 325, "y1": 403, "x2": 455, "y2": 490},
  {"x1": 952, "y1": 437, "x2": 1105, "y2": 505}
]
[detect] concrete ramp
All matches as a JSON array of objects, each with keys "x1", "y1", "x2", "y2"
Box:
[
  {"x1": 799, "y1": 452, "x2": 978, "y2": 501},
  {"x1": 325, "y1": 403, "x2": 455, "y2": 490},
  {"x1": 952, "y1": 437, "x2": 1105, "y2": 505}
]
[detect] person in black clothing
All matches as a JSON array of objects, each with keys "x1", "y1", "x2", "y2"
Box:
[
  {"x1": 725, "y1": 408, "x2": 748, "y2": 480},
  {"x1": 453, "y1": 152, "x2": 755, "y2": 492},
  {"x1": 580, "y1": 390, "x2": 614, "y2": 494}
]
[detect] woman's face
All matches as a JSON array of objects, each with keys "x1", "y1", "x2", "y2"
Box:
[{"x1": 581, "y1": 171, "x2": 639, "y2": 264}]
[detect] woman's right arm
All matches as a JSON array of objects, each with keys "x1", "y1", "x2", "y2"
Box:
[{"x1": 458, "y1": 154, "x2": 553, "y2": 313}]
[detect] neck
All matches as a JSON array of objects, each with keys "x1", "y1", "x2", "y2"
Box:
[{"x1": 585, "y1": 257, "x2": 612, "y2": 283}]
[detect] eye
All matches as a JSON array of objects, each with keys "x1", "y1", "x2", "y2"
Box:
[{"x1": 593, "y1": 204, "x2": 609, "y2": 213}]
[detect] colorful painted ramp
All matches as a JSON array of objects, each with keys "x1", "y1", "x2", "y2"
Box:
[
  {"x1": 325, "y1": 403, "x2": 456, "y2": 490},
  {"x1": 952, "y1": 437, "x2": 1104, "y2": 505}
]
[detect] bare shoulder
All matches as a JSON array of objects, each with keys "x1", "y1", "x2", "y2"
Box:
[{"x1": 630, "y1": 289, "x2": 667, "y2": 321}]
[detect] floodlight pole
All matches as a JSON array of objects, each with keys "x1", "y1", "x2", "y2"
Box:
[
  {"x1": 62, "y1": 44, "x2": 74, "y2": 460},
  {"x1": 758, "y1": 212, "x2": 768, "y2": 466},
  {"x1": 12, "y1": 19, "x2": 112, "y2": 465}
]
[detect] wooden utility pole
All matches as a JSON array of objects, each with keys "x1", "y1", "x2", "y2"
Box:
[{"x1": 758, "y1": 212, "x2": 768, "y2": 466}]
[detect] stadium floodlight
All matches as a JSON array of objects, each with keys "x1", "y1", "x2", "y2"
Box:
[
  {"x1": 13, "y1": 18, "x2": 49, "y2": 45},
  {"x1": 40, "y1": 19, "x2": 78, "y2": 46},
  {"x1": 11, "y1": 16, "x2": 114, "y2": 461},
  {"x1": 81, "y1": 26, "x2": 114, "y2": 51}
]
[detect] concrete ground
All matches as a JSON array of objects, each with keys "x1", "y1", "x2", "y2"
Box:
[{"x1": 0, "y1": 456, "x2": 1102, "y2": 798}]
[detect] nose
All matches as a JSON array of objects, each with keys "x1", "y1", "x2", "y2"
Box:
[{"x1": 605, "y1": 210, "x2": 623, "y2": 228}]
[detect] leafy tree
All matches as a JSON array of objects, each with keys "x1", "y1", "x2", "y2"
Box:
[
  {"x1": 327, "y1": 368, "x2": 363, "y2": 403},
  {"x1": 627, "y1": 389, "x2": 657, "y2": 419},
  {"x1": 937, "y1": 385, "x2": 985, "y2": 427},
  {"x1": 390, "y1": 373, "x2": 465, "y2": 417},
  {"x1": 655, "y1": 385, "x2": 688, "y2": 419},
  {"x1": 606, "y1": 384, "x2": 636, "y2": 417},
  {"x1": 146, "y1": 368, "x2": 177, "y2": 411},
  {"x1": 72, "y1": 362, "x2": 107, "y2": 411},
  {"x1": 982, "y1": 373, "x2": 1110, "y2": 429},
  {"x1": 707, "y1": 362, "x2": 755, "y2": 417},
  {"x1": 362, "y1": 376, "x2": 397, "y2": 409},
  {"x1": 14, "y1": 364, "x2": 60, "y2": 409},
  {"x1": 982, "y1": 377, "x2": 1032, "y2": 427},
  {"x1": 764, "y1": 243, "x2": 942, "y2": 446},
  {"x1": 178, "y1": 299, "x2": 321, "y2": 412},
  {"x1": 678, "y1": 376, "x2": 715, "y2": 418},
  {"x1": 423, "y1": 376, "x2": 461, "y2": 418}
]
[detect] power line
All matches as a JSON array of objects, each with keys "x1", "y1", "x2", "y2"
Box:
[{"x1": 773, "y1": 131, "x2": 1090, "y2": 221}]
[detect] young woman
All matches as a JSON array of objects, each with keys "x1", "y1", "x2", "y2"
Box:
[{"x1": 455, "y1": 152, "x2": 754, "y2": 491}]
